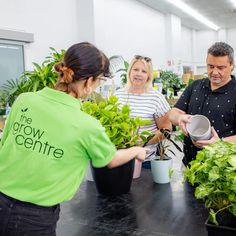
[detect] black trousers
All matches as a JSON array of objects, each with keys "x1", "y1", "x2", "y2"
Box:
[{"x1": 0, "y1": 192, "x2": 60, "y2": 236}]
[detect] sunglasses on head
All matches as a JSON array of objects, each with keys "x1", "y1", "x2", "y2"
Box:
[{"x1": 134, "y1": 55, "x2": 151, "y2": 62}]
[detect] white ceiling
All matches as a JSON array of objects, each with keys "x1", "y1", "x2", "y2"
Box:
[{"x1": 136, "y1": 0, "x2": 236, "y2": 30}]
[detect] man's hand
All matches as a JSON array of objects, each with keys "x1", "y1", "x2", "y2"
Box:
[
  {"x1": 192, "y1": 127, "x2": 220, "y2": 148},
  {"x1": 178, "y1": 114, "x2": 192, "y2": 136}
]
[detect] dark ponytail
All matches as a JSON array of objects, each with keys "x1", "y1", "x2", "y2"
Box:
[{"x1": 54, "y1": 42, "x2": 110, "y2": 95}]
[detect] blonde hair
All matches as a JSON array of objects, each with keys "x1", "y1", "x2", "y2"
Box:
[{"x1": 125, "y1": 57, "x2": 154, "y2": 92}]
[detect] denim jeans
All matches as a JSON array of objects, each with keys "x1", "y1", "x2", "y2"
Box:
[{"x1": 0, "y1": 192, "x2": 60, "y2": 236}]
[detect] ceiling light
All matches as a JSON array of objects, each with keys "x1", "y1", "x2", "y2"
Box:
[
  {"x1": 165, "y1": 0, "x2": 220, "y2": 31},
  {"x1": 229, "y1": 0, "x2": 236, "y2": 8}
]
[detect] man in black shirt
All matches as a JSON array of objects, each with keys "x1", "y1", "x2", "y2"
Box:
[{"x1": 168, "y1": 42, "x2": 236, "y2": 166}]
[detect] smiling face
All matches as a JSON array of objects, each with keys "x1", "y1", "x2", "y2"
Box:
[
  {"x1": 129, "y1": 60, "x2": 149, "y2": 89},
  {"x1": 207, "y1": 54, "x2": 234, "y2": 89}
]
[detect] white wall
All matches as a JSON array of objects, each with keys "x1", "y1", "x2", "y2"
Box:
[
  {"x1": 228, "y1": 28, "x2": 236, "y2": 62},
  {"x1": 164, "y1": 14, "x2": 182, "y2": 74},
  {"x1": 181, "y1": 27, "x2": 192, "y2": 64},
  {"x1": 194, "y1": 30, "x2": 218, "y2": 64},
  {"x1": 0, "y1": 0, "x2": 168, "y2": 71},
  {"x1": 100, "y1": 0, "x2": 167, "y2": 69},
  {"x1": 1, "y1": 0, "x2": 236, "y2": 75},
  {"x1": 77, "y1": 0, "x2": 95, "y2": 43},
  {"x1": 165, "y1": 14, "x2": 181, "y2": 62},
  {"x1": 193, "y1": 29, "x2": 236, "y2": 74},
  {"x1": 0, "y1": 0, "x2": 80, "y2": 70}
]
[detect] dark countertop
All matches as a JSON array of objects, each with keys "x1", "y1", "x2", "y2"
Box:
[{"x1": 57, "y1": 168, "x2": 209, "y2": 236}]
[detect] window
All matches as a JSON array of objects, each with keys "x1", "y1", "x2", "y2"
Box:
[{"x1": 0, "y1": 40, "x2": 25, "y2": 88}]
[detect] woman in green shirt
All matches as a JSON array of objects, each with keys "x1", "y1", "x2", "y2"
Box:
[{"x1": 0, "y1": 42, "x2": 146, "y2": 236}]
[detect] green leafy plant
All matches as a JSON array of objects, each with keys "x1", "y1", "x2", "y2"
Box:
[
  {"x1": 1, "y1": 78, "x2": 28, "y2": 106},
  {"x1": 1, "y1": 47, "x2": 65, "y2": 106},
  {"x1": 19, "y1": 47, "x2": 65, "y2": 92},
  {"x1": 82, "y1": 96, "x2": 152, "y2": 149},
  {"x1": 184, "y1": 141, "x2": 236, "y2": 225},
  {"x1": 109, "y1": 55, "x2": 129, "y2": 86},
  {"x1": 84, "y1": 91, "x2": 106, "y2": 103},
  {"x1": 0, "y1": 91, "x2": 8, "y2": 115},
  {"x1": 160, "y1": 70, "x2": 185, "y2": 96}
]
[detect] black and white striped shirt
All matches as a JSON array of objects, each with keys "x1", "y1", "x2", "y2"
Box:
[{"x1": 114, "y1": 89, "x2": 170, "y2": 133}]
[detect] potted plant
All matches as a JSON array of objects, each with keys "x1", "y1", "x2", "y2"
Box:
[
  {"x1": 159, "y1": 70, "x2": 185, "y2": 98},
  {"x1": 147, "y1": 129, "x2": 183, "y2": 184},
  {"x1": 109, "y1": 55, "x2": 129, "y2": 86},
  {"x1": 184, "y1": 141, "x2": 236, "y2": 236},
  {"x1": 1, "y1": 47, "x2": 65, "y2": 106},
  {"x1": 82, "y1": 96, "x2": 151, "y2": 196},
  {"x1": 0, "y1": 91, "x2": 8, "y2": 115}
]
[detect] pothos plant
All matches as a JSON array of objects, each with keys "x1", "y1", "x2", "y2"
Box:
[
  {"x1": 82, "y1": 96, "x2": 152, "y2": 149},
  {"x1": 184, "y1": 141, "x2": 236, "y2": 226}
]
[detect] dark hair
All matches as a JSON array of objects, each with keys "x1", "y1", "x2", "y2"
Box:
[
  {"x1": 208, "y1": 42, "x2": 234, "y2": 64},
  {"x1": 54, "y1": 42, "x2": 110, "y2": 94}
]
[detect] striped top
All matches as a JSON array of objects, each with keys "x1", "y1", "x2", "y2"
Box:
[{"x1": 114, "y1": 89, "x2": 170, "y2": 133}]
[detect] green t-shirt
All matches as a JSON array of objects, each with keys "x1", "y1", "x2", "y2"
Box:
[{"x1": 0, "y1": 87, "x2": 116, "y2": 206}]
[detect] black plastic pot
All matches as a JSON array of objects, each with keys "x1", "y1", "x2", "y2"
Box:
[
  {"x1": 205, "y1": 217, "x2": 236, "y2": 236},
  {"x1": 215, "y1": 211, "x2": 236, "y2": 227},
  {"x1": 91, "y1": 159, "x2": 135, "y2": 196},
  {"x1": 173, "y1": 85, "x2": 180, "y2": 96}
]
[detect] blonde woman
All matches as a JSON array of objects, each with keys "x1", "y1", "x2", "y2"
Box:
[{"x1": 115, "y1": 55, "x2": 172, "y2": 169}]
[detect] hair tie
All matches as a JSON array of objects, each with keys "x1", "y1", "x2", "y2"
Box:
[
  {"x1": 54, "y1": 62, "x2": 74, "y2": 84},
  {"x1": 60, "y1": 67, "x2": 74, "y2": 84}
]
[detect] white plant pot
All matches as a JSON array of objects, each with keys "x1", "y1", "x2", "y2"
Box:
[
  {"x1": 85, "y1": 162, "x2": 94, "y2": 181},
  {"x1": 133, "y1": 159, "x2": 142, "y2": 179},
  {"x1": 151, "y1": 157, "x2": 173, "y2": 184}
]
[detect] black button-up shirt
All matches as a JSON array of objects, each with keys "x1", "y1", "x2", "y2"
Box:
[{"x1": 175, "y1": 76, "x2": 236, "y2": 165}]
